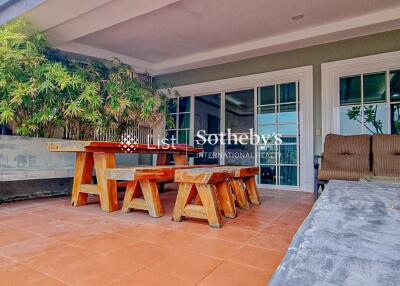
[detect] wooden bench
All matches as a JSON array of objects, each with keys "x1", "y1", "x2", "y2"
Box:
[
  {"x1": 47, "y1": 141, "x2": 202, "y2": 212},
  {"x1": 105, "y1": 166, "x2": 174, "y2": 217},
  {"x1": 172, "y1": 168, "x2": 237, "y2": 228},
  {"x1": 213, "y1": 166, "x2": 260, "y2": 209},
  {"x1": 105, "y1": 165, "x2": 213, "y2": 217}
]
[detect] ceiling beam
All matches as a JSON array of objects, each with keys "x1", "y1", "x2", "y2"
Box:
[
  {"x1": 26, "y1": 0, "x2": 181, "y2": 46},
  {"x1": 24, "y1": 0, "x2": 113, "y2": 30}
]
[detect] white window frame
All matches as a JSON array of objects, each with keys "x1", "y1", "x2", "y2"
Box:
[
  {"x1": 161, "y1": 66, "x2": 313, "y2": 192},
  {"x1": 321, "y1": 50, "x2": 400, "y2": 141}
]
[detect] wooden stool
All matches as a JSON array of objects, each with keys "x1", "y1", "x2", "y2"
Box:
[
  {"x1": 105, "y1": 167, "x2": 174, "y2": 217},
  {"x1": 105, "y1": 165, "x2": 214, "y2": 217},
  {"x1": 214, "y1": 166, "x2": 260, "y2": 209},
  {"x1": 172, "y1": 168, "x2": 237, "y2": 228}
]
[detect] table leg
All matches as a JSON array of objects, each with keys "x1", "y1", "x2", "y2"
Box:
[
  {"x1": 231, "y1": 178, "x2": 250, "y2": 210},
  {"x1": 93, "y1": 152, "x2": 118, "y2": 212},
  {"x1": 71, "y1": 152, "x2": 94, "y2": 207},
  {"x1": 156, "y1": 154, "x2": 168, "y2": 166},
  {"x1": 173, "y1": 154, "x2": 188, "y2": 165},
  {"x1": 244, "y1": 176, "x2": 260, "y2": 205}
]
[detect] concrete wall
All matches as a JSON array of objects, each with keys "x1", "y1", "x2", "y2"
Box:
[
  {"x1": 0, "y1": 135, "x2": 75, "y2": 181},
  {"x1": 155, "y1": 29, "x2": 400, "y2": 154},
  {"x1": 0, "y1": 135, "x2": 150, "y2": 201}
]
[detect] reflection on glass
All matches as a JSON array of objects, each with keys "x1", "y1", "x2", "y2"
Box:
[
  {"x1": 259, "y1": 85, "x2": 275, "y2": 105},
  {"x1": 281, "y1": 137, "x2": 297, "y2": 143},
  {"x1": 225, "y1": 89, "x2": 255, "y2": 166},
  {"x1": 279, "y1": 145, "x2": 297, "y2": 164},
  {"x1": 178, "y1": 130, "x2": 189, "y2": 144},
  {"x1": 340, "y1": 75, "x2": 361, "y2": 105},
  {"x1": 225, "y1": 143, "x2": 255, "y2": 166},
  {"x1": 279, "y1": 83, "x2": 296, "y2": 103},
  {"x1": 363, "y1": 104, "x2": 387, "y2": 134},
  {"x1": 179, "y1": 97, "x2": 190, "y2": 112},
  {"x1": 278, "y1": 104, "x2": 297, "y2": 123},
  {"x1": 165, "y1": 114, "x2": 176, "y2": 129},
  {"x1": 258, "y1": 105, "x2": 275, "y2": 124},
  {"x1": 258, "y1": 125, "x2": 276, "y2": 135},
  {"x1": 166, "y1": 130, "x2": 176, "y2": 141},
  {"x1": 279, "y1": 166, "x2": 297, "y2": 186},
  {"x1": 391, "y1": 70, "x2": 400, "y2": 102},
  {"x1": 260, "y1": 166, "x2": 276, "y2": 184},
  {"x1": 341, "y1": 104, "x2": 386, "y2": 134},
  {"x1": 258, "y1": 145, "x2": 276, "y2": 164},
  {"x1": 168, "y1": 98, "x2": 177, "y2": 113},
  {"x1": 178, "y1": 114, "x2": 190, "y2": 129},
  {"x1": 278, "y1": 124, "x2": 297, "y2": 135},
  {"x1": 225, "y1": 89, "x2": 254, "y2": 133},
  {"x1": 391, "y1": 104, "x2": 400, "y2": 134},
  {"x1": 194, "y1": 94, "x2": 221, "y2": 164},
  {"x1": 340, "y1": 105, "x2": 362, "y2": 135},
  {"x1": 363, "y1": 72, "x2": 386, "y2": 103}
]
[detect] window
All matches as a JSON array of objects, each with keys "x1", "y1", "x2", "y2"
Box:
[
  {"x1": 257, "y1": 82, "x2": 299, "y2": 186},
  {"x1": 340, "y1": 71, "x2": 399, "y2": 135},
  {"x1": 339, "y1": 70, "x2": 400, "y2": 134},
  {"x1": 322, "y1": 52, "x2": 400, "y2": 138},
  {"x1": 165, "y1": 97, "x2": 190, "y2": 144},
  {"x1": 390, "y1": 70, "x2": 400, "y2": 134}
]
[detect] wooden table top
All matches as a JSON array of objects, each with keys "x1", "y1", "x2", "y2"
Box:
[{"x1": 47, "y1": 140, "x2": 202, "y2": 154}]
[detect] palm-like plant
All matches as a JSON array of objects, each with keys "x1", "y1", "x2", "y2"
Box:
[{"x1": 0, "y1": 20, "x2": 169, "y2": 139}]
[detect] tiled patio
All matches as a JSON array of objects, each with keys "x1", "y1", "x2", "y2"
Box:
[{"x1": 0, "y1": 187, "x2": 313, "y2": 286}]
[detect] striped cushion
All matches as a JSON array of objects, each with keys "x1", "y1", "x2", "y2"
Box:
[
  {"x1": 372, "y1": 134, "x2": 400, "y2": 176},
  {"x1": 319, "y1": 169, "x2": 373, "y2": 181},
  {"x1": 319, "y1": 134, "x2": 372, "y2": 181}
]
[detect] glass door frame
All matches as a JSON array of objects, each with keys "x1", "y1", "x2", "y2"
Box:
[
  {"x1": 161, "y1": 66, "x2": 314, "y2": 192},
  {"x1": 255, "y1": 83, "x2": 300, "y2": 188}
]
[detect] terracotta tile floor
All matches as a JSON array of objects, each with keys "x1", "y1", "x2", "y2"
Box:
[{"x1": 0, "y1": 187, "x2": 313, "y2": 286}]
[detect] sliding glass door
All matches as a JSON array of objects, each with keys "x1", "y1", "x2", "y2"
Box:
[
  {"x1": 257, "y1": 82, "x2": 299, "y2": 187},
  {"x1": 224, "y1": 89, "x2": 255, "y2": 166},
  {"x1": 194, "y1": 94, "x2": 221, "y2": 164},
  {"x1": 165, "y1": 75, "x2": 307, "y2": 190}
]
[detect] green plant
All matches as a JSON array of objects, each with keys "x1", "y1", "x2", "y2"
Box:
[
  {"x1": 346, "y1": 104, "x2": 384, "y2": 134},
  {"x1": 0, "y1": 20, "x2": 170, "y2": 139},
  {"x1": 392, "y1": 104, "x2": 400, "y2": 134}
]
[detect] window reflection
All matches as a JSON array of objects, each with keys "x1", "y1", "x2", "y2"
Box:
[
  {"x1": 194, "y1": 94, "x2": 221, "y2": 164},
  {"x1": 225, "y1": 89, "x2": 255, "y2": 166}
]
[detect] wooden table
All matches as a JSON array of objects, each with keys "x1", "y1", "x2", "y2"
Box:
[{"x1": 47, "y1": 141, "x2": 202, "y2": 212}]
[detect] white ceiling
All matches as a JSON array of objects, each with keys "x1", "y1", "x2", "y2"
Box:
[{"x1": 23, "y1": 0, "x2": 400, "y2": 75}]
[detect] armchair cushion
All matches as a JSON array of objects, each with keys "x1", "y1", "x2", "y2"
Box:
[
  {"x1": 372, "y1": 134, "x2": 400, "y2": 176},
  {"x1": 319, "y1": 169, "x2": 372, "y2": 181},
  {"x1": 319, "y1": 134, "x2": 372, "y2": 181}
]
